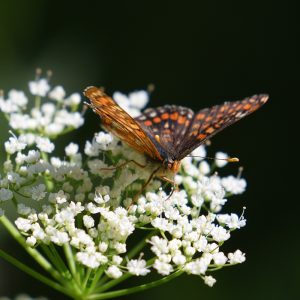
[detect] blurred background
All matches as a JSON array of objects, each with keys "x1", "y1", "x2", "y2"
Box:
[{"x1": 0, "y1": 0, "x2": 297, "y2": 299}]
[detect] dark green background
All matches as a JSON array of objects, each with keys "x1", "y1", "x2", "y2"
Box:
[{"x1": 0, "y1": 1, "x2": 297, "y2": 299}]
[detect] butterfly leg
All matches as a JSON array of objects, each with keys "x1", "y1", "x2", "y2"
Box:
[
  {"x1": 159, "y1": 176, "x2": 178, "y2": 200},
  {"x1": 100, "y1": 160, "x2": 147, "y2": 171}
]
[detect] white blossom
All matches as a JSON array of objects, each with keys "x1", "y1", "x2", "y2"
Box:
[
  {"x1": 215, "y1": 152, "x2": 229, "y2": 168},
  {"x1": 204, "y1": 275, "x2": 217, "y2": 287},
  {"x1": 153, "y1": 259, "x2": 173, "y2": 275},
  {"x1": 222, "y1": 176, "x2": 247, "y2": 194},
  {"x1": 5, "y1": 136, "x2": 27, "y2": 154},
  {"x1": 36, "y1": 137, "x2": 55, "y2": 153},
  {"x1": 48, "y1": 86, "x2": 66, "y2": 101},
  {"x1": 228, "y1": 250, "x2": 246, "y2": 264},
  {"x1": 127, "y1": 258, "x2": 150, "y2": 276},
  {"x1": 106, "y1": 265, "x2": 123, "y2": 279},
  {"x1": 8, "y1": 90, "x2": 28, "y2": 107},
  {"x1": 29, "y1": 79, "x2": 50, "y2": 96},
  {"x1": 0, "y1": 188, "x2": 13, "y2": 202},
  {"x1": 65, "y1": 143, "x2": 79, "y2": 156},
  {"x1": 31, "y1": 184, "x2": 46, "y2": 201}
]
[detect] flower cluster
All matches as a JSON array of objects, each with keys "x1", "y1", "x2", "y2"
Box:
[{"x1": 0, "y1": 74, "x2": 247, "y2": 297}]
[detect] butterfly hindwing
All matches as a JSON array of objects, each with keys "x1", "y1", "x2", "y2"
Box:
[
  {"x1": 135, "y1": 105, "x2": 194, "y2": 157},
  {"x1": 176, "y1": 94, "x2": 269, "y2": 160},
  {"x1": 84, "y1": 86, "x2": 163, "y2": 161}
]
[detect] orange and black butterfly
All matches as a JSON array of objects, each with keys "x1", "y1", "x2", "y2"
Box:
[{"x1": 84, "y1": 86, "x2": 268, "y2": 174}]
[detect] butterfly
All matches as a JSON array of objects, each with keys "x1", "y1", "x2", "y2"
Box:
[{"x1": 84, "y1": 86, "x2": 268, "y2": 176}]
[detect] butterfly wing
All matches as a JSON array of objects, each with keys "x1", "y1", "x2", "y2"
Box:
[
  {"x1": 135, "y1": 105, "x2": 194, "y2": 158},
  {"x1": 84, "y1": 86, "x2": 163, "y2": 161},
  {"x1": 176, "y1": 94, "x2": 269, "y2": 160}
]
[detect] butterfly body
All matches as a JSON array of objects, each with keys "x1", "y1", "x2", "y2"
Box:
[{"x1": 84, "y1": 86, "x2": 268, "y2": 174}]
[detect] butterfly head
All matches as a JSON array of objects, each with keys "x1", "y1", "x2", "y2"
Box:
[{"x1": 163, "y1": 158, "x2": 181, "y2": 173}]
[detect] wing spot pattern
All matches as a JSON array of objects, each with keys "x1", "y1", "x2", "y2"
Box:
[
  {"x1": 161, "y1": 113, "x2": 169, "y2": 120},
  {"x1": 144, "y1": 120, "x2": 153, "y2": 126}
]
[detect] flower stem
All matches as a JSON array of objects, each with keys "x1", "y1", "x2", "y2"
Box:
[
  {"x1": 88, "y1": 270, "x2": 184, "y2": 300},
  {"x1": 41, "y1": 152, "x2": 54, "y2": 191},
  {"x1": 0, "y1": 216, "x2": 62, "y2": 282},
  {"x1": 0, "y1": 249, "x2": 74, "y2": 298}
]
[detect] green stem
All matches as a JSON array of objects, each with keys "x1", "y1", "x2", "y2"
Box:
[
  {"x1": 35, "y1": 95, "x2": 41, "y2": 109},
  {"x1": 64, "y1": 243, "x2": 78, "y2": 280},
  {"x1": 88, "y1": 270, "x2": 184, "y2": 300},
  {"x1": 41, "y1": 152, "x2": 54, "y2": 191},
  {"x1": 87, "y1": 266, "x2": 105, "y2": 293},
  {"x1": 0, "y1": 216, "x2": 62, "y2": 282},
  {"x1": 82, "y1": 268, "x2": 93, "y2": 290},
  {"x1": 0, "y1": 249, "x2": 74, "y2": 298},
  {"x1": 95, "y1": 257, "x2": 155, "y2": 293},
  {"x1": 95, "y1": 273, "x2": 132, "y2": 293}
]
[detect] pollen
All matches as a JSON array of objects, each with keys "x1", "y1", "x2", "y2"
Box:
[{"x1": 153, "y1": 117, "x2": 161, "y2": 123}]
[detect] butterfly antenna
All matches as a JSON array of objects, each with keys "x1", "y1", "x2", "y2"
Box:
[{"x1": 187, "y1": 155, "x2": 239, "y2": 163}]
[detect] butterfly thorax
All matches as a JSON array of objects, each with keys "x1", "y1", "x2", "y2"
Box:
[{"x1": 162, "y1": 158, "x2": 181, "y2": 173}]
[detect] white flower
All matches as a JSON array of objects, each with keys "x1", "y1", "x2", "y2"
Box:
[
  {"x1": 0, "y1": 188, "x2": 13, "y2": 202},
  {"x1": 65, "y1": 93, "x2": 81, "y2": 106},
  {"x1": 65, "y1": 143, "x2": 79, "y2": 156},
  {"x1": 36, "y1": 137, "x2": 55, "y2": 153},
  {"x1": 54, "y1": 190, "x2": 68, "y2": 204},
  {"x1": 217, "y1": 213, "x2": 246, "y2": 229},
  {"x1": 153, "y1": 259, "x2": 173, "y2": 275},
  {"x1": 213, "y1": 252, "x2": 228, "y2": 265},
  {"x1": 128, "y1": 91, "x2": 149, "y2": 109},
  {"x1": 112, "y1": 255, "x2": 123, "y2": 265},
  {"x1": 215, "y1": 152, "x2": 228, "y2": 168},
  {"x1": 113, "y1": 90, "x2": 149, "y2": 117},
  {"x1": 106, "y1": 265, "x2": 123, "y2": 279},
  {"x1": 199, "y1": 161, "x2": 210, "y2": 175},
  {"x1": 191, "y1": 145, "x2": 206, "y2": 161},
  {"x1": 15, "y1": 217, "x2": 32, "y2": 232},
  {"x1": 95, "y1": 132, "x2": 113, "y2": 150},
  {"x1": 149, "y1": 236, "x2": 169, "y2": 256},
  {"x1": 210, "y1": 226, "x2": 230, "y2": 242},
  {"x1": 4, "y1": 136, "x2": 27, "y2": 154},
  {"x1": 221, "y1": 176, "x2": 247, "y2": 194},
  {"x1": 204, "y1": 275, "x2": 217, "y2": 287},
  {"x1": 48, "y1": 86, "x2": 66, "y2": 101},
  {"x1": 184, "y1": 257, "x2": 210, "y2": 275},
  {"x1": 8, "y1": 89, "x2": 28, "y2": 107},
  {"x1": 76, "y1": 251, "x2": 106, "y2": 269},
  {"x1": 127, "y1": 258, "x2": 150, "y2": 276},
  {"x1": 29, "y1": 79, "x2": 50, "y2": 96},
  {"x1": 31, "y1": 184, "x2": 46, "y2": 201},
  {"x1": 172, "y1": 253, "x2": 186, "y2": 265},
  {"x1": 83, "y1": 215, "x2": 95, "y2": 229},
  {"x1": 228, "y1": 250, "x2": 246, "y2": 264},
  {"x1": 25, "y1": 150, "x2": 40, "y2": 163},
  {"x1": 26, "y1": 236, "x2": 37, "y2": 246}
]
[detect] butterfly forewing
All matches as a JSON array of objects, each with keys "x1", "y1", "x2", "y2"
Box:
[
  {"x1": 176, "y1": 94, "x2": 269, "y2": 160},
  {"x1": 84, "y1": 86, "x2": 163, "y2": 161}
]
